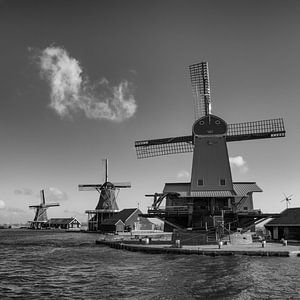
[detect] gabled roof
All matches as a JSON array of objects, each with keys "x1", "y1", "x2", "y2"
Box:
[
  {"x1": 101, "y1": 218, "x2": 125, "y2": 226},
  {"x1": 265, "y1": 208, "x2": 300, "y2": 227},
  {"x1": 233, "y1": 182, "x2": 262, "y2": 195},
  {"x1": 163, "y1": 182, "x2": 262, "y2": 198},
  {"x1": 101, "y1": 208, "x2": 139, "y2": 226},
  {"x1": 117, "y1": 208, "x2": 138, "y2": 222},
  {"x1": 46, "y1": 218, "x2": 80, "y2": 225}
]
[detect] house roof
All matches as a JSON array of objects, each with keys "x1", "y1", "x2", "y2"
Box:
[
  {"x1": 163, "y1": 182, "x2": 262, "y2": 198},
  {"x1": 101, "y1": 218, "x2": 125, "y2": 226},
  {"x1": 265, "y1": 208, "x2": 300, "y2": 227},
  {"x1": 101, "y1": 208, "x2": 154, "y2": 227},
  {"x1": 100, "y1": 208, "x2": 139, "y2": 226},
  {"x1": 46, "y1": 218, "x2": 80, "y2": 225}
]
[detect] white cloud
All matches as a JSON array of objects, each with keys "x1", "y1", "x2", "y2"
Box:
[
  {"x1": 229, "y1": 156, "x2": 248, "y2": 173},
  {"x1": 35, "y1": 46, "x2": 137, "y2": 122},
  {"x1": 0, "y1": 200, "x2": 5, "y2": 210},
  {"x1": 46, "y1": 187, "x2": 68, "y2": 202},
  {"x1": 14, "y1": 188, "x2": 34, "y2": 196},
  {"x1": 177, "y1": 170, "x2": 190, "y2": 179}
]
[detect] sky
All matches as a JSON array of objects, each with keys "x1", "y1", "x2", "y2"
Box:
[{"x1": 0, "y1": 0, "x2": 300, "y2": 224}]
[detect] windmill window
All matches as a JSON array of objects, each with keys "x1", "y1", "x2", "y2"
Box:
[
  {"x1": 215, "y1": 120, "x2": 220, "y2": 124},
  {"x1": 243, "y1": 207, "x2": 248, "y2": 211},
  {"x1": 220, "y1": 179, "x2": 226, "y2": 186},
  {"x1": 199, "y1": 121, "x2": 205, "y2": 125},
  {"x1": 198, "y1": 179, "x2": 204, "y2": 186}
]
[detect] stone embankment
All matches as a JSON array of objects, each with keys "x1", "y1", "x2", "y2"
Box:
[{"x1": 96, "y1": 240, "x2": 300, "y2": 257}]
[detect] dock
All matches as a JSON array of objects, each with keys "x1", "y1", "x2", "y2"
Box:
[{"x1": 96, "y1": 240, "x2": 300, "y2": 257}]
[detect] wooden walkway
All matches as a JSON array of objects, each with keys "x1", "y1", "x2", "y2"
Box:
[{"x1": 96, "y1": 240, "x2": 300, "y2": 257}]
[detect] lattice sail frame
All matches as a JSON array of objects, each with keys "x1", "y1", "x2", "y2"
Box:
[
  {"x1": 189, "y1": 62, "x2": 211, "y2": 119},
  {"x1": 135, "y1": 118, "x2": 285, "y2": 158}
]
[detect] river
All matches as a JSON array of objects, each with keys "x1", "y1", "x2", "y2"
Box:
[{"x1": 0, "y1": 229, "x2": 299, "y2": 299}]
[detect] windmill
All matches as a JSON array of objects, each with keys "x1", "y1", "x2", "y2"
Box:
[
  {"x1": 281, "y1": 193, "x2": 293, "y2": 209},
  {"x1": 79, "y1": 158, "x2": 131, "y2": 231},
  {"x1": 29, "y1": 189, "x2": 60, "y2": 229},
  {"x1": 135, "y1": 62, "x2": 286, "y2": 233}
]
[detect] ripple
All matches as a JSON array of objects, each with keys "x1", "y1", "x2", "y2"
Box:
[{"x1": 1, "y1": 230, "x2": 300, "y2": 299}]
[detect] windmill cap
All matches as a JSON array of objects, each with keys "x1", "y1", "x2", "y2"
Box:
[{"x1": 193, "y1": 114, "x2": 227, "y2": 136}]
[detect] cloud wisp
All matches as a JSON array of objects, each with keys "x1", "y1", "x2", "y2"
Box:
[
  {"x1": 35, "y1": 46, "x2": 137, "y2": 122},
  {"x1": 177, "y1": 170, "x2": 190, "y2": 180},
  {"x1": 0, "y1": 200, "x2": 5, "y2": 210},
  {"x1": 14, "y1": 188, "x2": 34, "y2": 196},
  {"x1": 45, "y1": 187, "x2": 68, "y2": 202},
  {"x1": 229, "y1": 156, "x2": 248, "y2": 173}
]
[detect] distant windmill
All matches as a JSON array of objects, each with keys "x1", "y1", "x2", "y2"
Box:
[
  {"x1": 79, "y1": 158, "x2": 131, "y2": 231},
  {"x1": 281, "y1": 193, "x2": 293, "y2": 209},
  {"x1": 29, "y1": 189, "x2": 60, "y2": 229}
]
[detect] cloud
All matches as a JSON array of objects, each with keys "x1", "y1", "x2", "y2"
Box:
[
  {"x1": 33, "y1": 46, "x2": 137, "y2": 122},
  {"x1": 177, "y1": 170, "x2": 190, "y2": 179},
  {"x1": 14, "y1": 188, "x2": 34, "y2": 196},
  {"x1": 5, "y1": 207, "x2": 25, "y2": 213},
  {"x1": 229, "y1": 156, "x2": 248, "y2": 173},
  {"x1": 45, "y1": 187, "x2": 68, "y2": 202},
  {"x1": 0, "y1": 200, "x2": 5, "y2": 210}
]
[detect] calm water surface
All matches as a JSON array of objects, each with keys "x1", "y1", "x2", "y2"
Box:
[{"x1": 0, "y1": 229, "x2": 300, "y2": 299}]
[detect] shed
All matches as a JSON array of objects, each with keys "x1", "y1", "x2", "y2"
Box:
[
  {"x1": 99, "y1": 208, "x2": 154, "y2": 233},
  {"x1": 265, "y1": 208, "x2": 300, "y2": 240},
  {"x1": 44, "y1": 217, "x2": 81, "y2": 230}
]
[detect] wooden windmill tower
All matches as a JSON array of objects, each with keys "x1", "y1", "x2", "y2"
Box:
[
  {"x1": 79, "y1": 158, "x2": 131, "y2": 231},
  {"x1": 29, "y1": 189, "x2": 60, "y2": 229},
  {"x1": 135, "y1": 62, "x2": 286, "y2": 233}
]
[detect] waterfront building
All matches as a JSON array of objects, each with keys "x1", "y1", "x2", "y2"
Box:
[
  {"x1": 134, "y1": 62, "x2": 285, "y2": 241},
  {"x1": 265, "y1": 208, "x2": 300, "y2": 240},
  {"x1": 44, "y1": 217, "x2": 81, "y2": 230},
  {"x1": 99, "y1": 208, "x2": 154, "y2": 233}
]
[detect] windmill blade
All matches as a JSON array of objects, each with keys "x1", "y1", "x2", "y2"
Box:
[
  {"x1": 135, "y1": 135, "x2": 193, "y2": 159},
  {"x1": 29, "y1": 205, "x2": 41, "y2": 208},
  {"x1": 111, "y1": 182, "x2": 131, "y2": 188},
  {"x1": 40, "y1": 189, "x2": 46, "y2": 205},
  {"x1": 78, "y1": 184, "x2": 104, "y2": 191},
  {"x1": 44, "y1": 203, "x2": 60, "y2": 207},
  {"x1": 189, "y1": 62, "x2": 211, "y2": 119},
  {"x1": 226, "y1": 118, "x2": 285, "y2": 142}
]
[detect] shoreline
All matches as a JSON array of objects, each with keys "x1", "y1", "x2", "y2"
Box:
[{"x1": 96, "y1": 240, "x2": 300, "y2": 257}]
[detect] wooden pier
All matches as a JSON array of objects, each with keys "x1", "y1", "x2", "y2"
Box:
[{"x1": 96, "y1": 240, "x2": 300, "y2": 257}]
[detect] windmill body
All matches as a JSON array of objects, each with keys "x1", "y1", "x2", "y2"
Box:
[
  {"x1": 135, "y1": 62, "x2": 285, "y2": 236},
  {"x1": 29, "y1": 190, "x2": 60, "y2": 229},
  {"x1": 191, "y1": 115, "x2": 233, "y2": 192},
  {"x1": 79, "y1": 159, "x2": 131, "y2": 231}
]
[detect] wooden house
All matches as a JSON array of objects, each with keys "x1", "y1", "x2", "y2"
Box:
[
  {"x1": 265, "y1": 208, "x2": 300, "y2": 240},
  {"x1": 44, "y1": 217, "x2": 81, "y2": 230},
  {"x1": 99, "y1": 208, "x2": 153, "y2": 233}
]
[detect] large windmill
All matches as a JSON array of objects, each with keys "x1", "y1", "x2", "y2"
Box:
[
  {"x1": 135, "y1": 62, "x2": 285, "y2": 234},
  {"x1": 79, "y1": 158, "x2": 131, "y2": 231},
  {"x1": 29, "y1": 189, "x2": 60, "y2": 229}
]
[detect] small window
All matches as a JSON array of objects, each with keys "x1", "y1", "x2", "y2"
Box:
[
  {"x1": 215, "y1": 120, "x2": 220, "y2": 124},
  {"x1": 243, "y1": 207, "x2": 248, "y2": 211},
  {"x1": 199, "y1": 121, "x2": 205, "y2": 125},
  {"x1": 198, "y1": 179, "x2": 204, "y2": 186},
  {"x1": 220, "y1": 179, "x2": 226, "y2": 186}
]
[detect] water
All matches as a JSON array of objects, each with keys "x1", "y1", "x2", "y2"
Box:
[{"x1": 0, "y1": 230, "x2": 300, "y2": 299}]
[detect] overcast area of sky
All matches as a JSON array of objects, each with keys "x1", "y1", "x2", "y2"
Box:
[{"x1": 0, "y1": 0, "x2": 299, "y2": 224}]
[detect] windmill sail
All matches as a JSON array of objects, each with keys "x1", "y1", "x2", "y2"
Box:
[
  {"x1": 227, "y1": 118, "x2": 285, "y2": 142},
  {"x1": 135, "y1": 135, "x2": 193, "y2": 159},
  {"x1": 134, "y1": 118, "x2": 285, "y2": 158},
  {"x1": 79, "y1": 182, "x2": 131, "y2": 191},
  {"x1": 189, "y1": 62, "x2": 211, "y2": 119}
]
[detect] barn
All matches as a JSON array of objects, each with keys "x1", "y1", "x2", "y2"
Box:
[
  {"x1": 99, "y1": 208, "x2": 154, "y2": 233},
  {"x1": 265, "y1": 208, "x2": 300, "y2": 240},
  {"x1": 44, "y1": 217, "x2": 81, "y2": 230}
]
